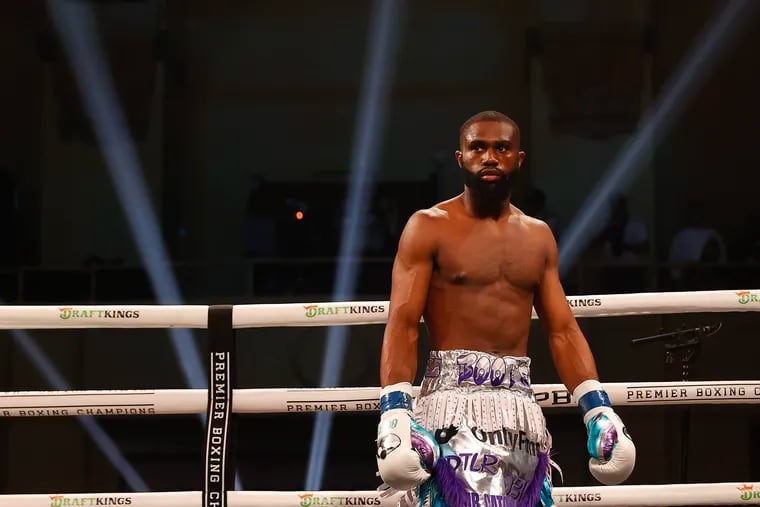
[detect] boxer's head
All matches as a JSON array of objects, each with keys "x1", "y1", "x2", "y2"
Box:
[{"x1": 456, "y1": 111, "x2": 525, "y2": 216}]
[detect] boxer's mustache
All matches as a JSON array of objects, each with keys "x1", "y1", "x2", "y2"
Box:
[{"x1": 478, "y1": 168, "x2": 505, "y2": 178}]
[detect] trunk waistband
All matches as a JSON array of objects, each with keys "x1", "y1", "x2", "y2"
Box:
[{"x1": 420, "y1": 349, "x2": 534, "y2": 397}]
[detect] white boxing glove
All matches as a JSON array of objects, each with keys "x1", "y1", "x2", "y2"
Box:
[
  {"x1": 573, "y1": 380, "x2": 636, "y2": 485},
  {"x1": 376, "y1": 382, "x2": 439, "y2": 492}
]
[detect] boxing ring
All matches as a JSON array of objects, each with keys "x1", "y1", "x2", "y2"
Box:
[{"x1": 1, "y1": 289, "x2": 759, "y2": 506}]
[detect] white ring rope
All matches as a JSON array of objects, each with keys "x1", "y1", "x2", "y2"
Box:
[
  {"x1": 2, "y1": 291, "x2": 759, "y2": 506},
  {"x1": 0, "y1": 289, "x2": 758, "y2": 329},
  {"x1": 232, "y1": 289, "x2": 760, "y2": 327},
  {"x1": 1, "y1": 381, "x2": 758, "y2": 417},
  {"x1": 1, "y1": 482, "x2": 759, "y2": 507},
  {"x1": 0, "y1": 305, "x2": 209, "y2": 329}
]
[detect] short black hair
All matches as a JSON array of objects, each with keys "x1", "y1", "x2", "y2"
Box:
[{"x1": 459, "y1": 110, "x2": 521, "y2": 147}]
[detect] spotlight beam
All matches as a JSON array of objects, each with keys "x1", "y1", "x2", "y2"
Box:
[
  {"x1": 6, "y1": 322, "x2": 148, "y2": 491},
  {"x1": 558, "y1": 0, "x2": 758, "y2": 277},
  {"x1": 45, "y1": 0, "x2": 205, "y2": 392},
  {"x1": 46, "y1": 0, "x2": 242, "y2": 489},
  {"x1": 304, "y1": 0, "x2": 405, "y2": 491}
]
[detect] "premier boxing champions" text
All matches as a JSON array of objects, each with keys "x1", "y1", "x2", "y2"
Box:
[{"x1": 206, "y1": 351, "x2": 231, "y2": 507}]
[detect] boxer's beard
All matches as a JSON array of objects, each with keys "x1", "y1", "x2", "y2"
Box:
[{"x1": 461, "y1": 165, "x2": 513, "y2": 217}]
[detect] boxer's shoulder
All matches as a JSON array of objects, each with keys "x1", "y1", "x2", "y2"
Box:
[
  {"x1": 510, "y1": 205, "x2": 549, "y2": 228},
  {"x1": 427, "y1": 195, "x2": 460, "y2": 217},
  {"x1": 510, "y1": 209, "x2": 556, "y2": 242},
  {"x1": 414, "y1": 206, "x2": 449, "y2": 220},
  {"x1": 405, "y1": 202, "x2": 453, "y2": 233}
]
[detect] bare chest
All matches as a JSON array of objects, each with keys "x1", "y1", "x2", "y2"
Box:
[{"x1": 434, "y1": 223, "x2": 546, "y2": 290}]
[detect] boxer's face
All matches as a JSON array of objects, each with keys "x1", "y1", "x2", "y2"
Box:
[{"x1": 456, "y1": 121, "x2": 525, "y2": 203}]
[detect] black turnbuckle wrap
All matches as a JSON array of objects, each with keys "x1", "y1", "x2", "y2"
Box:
[{"x1": 204, "y1": 305, "x2": 236, "y2": 507}]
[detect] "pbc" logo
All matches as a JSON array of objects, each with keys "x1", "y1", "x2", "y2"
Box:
[{"x1": 534, "y1": 390, "x2": 572, "y2": 406}]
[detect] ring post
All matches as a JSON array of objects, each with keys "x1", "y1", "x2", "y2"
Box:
[{"x1": 205, "y1": 305, "x2": 236, "y2": 507}]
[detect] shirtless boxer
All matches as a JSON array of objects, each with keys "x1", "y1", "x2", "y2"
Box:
[{"x1": 375, "y1": 111, "x2": 636, "y2": 507}]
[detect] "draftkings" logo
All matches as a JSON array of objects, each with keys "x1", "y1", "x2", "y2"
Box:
[
  {"x1": 736, "y1": 291, "x2": 760, "y2": 305},
  {"x1": 50, "y1": 495, "x2": 133, "y2": 506},
  {"x1": 303, "y1": 304, "x2": 385, "y2": 318},
  {"x1": 59, "y1": 308, "x2": 141, "y2": 320},
  {"x1": 738, "y1": 485, "x2": 760, "y2": 501},
  {"x1": 298, "y1": 493, "x2": 380, "y2": 506}
]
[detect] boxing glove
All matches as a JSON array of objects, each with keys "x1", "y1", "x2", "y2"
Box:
[
  {"x1": 376, "y1": 382, "x2": 439, "y2": 492},
  {"x1": 573, "y1": 380, "x2": 636, "y2": 485}
]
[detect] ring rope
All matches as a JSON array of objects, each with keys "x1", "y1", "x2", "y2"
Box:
[
  {"x1": 1, "y1": 380, "x2": 758, "y2": 417},
  {"x1": 3, "y1": 292, "x2": 759, "y2": 505},
  {"x1": 2, "y1": 482, "x2": 759, "y2": 507},
  {"x1": 0, "y1": 289, "x2": 758, "y2": 329}
]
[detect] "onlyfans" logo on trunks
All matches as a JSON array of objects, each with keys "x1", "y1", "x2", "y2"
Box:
[
  {"x1": 471, "y1": 427, "x2": 540, "y2": 456},
  {"x1": 58, "y1": 308, "x2": 141, "y2": 320},
  {"x1": 303, "y1": 304, "x2": 385, "y2": 318},
  {"x1": 297, "y1": 493, "x2": 380, "y2": 506},
  {"x1": 736, "y1": 291, "x2": 760, "y2": 304}
]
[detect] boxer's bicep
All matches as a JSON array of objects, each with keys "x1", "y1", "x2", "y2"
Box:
[
  {"x1": 534, "y1": 224, "x2": 576, "y2": 334},
  {"x1": 390, "y1": 213, "x2": 435, "y2": 321},
  {"x1": 534, "y1": 223, "x2": 599, "y2": 392},
  {"x1": 380, "y1": 211, "x2": 436, "y2": 386}
]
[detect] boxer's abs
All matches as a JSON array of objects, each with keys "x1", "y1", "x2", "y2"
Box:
[{"x1": 424, "y1": 281, "x2": 534, "y2": 356}]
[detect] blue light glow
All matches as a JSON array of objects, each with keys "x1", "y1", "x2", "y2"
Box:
[
  {"x1": 46, "y1": 0, "x2": 241, "y2": 489},
  {"x1": 558, "y1": 0, "x2": 757, "y2": 276},
  {"x1": 10, "y1": 325, "x2": 148, "y2": 490},
  {"x1": 305, "y1": 0, "x2": 405, "y2": 491}
]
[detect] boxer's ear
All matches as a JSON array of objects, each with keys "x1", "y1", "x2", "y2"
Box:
[{"x1": 455, "y1": 150, "x2": 463, "y2": 167}]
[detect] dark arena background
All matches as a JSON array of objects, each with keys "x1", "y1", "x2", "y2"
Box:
[{"x1": 1, "y1": 1, "x2": 759, "y2": 506}]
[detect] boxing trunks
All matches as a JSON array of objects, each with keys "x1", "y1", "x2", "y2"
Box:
[{"x1": 397, "y1": 350, "x2": 553, "y2": 507}]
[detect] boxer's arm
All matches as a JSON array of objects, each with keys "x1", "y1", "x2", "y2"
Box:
[
  {"x1": 532, "y1": 223, "x2": 599, "y2": 393},
  {"x1": 534, "y1": 223, "x2": 636, "y2": 484},
  {"x1": 375, "y1": 212, "x2": 439, "y2": 493},
  {"x1": 380, "y1": 210, "x2": 436, "y2": 387}
]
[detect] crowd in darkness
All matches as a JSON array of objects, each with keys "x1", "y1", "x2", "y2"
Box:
[
  {"x1": 1, "y1": 165, "x2": 760, "y2": 300},
  {"x1": 240, "y1": 176, "x2": 760, "y2": 297},
  {"x1": 241, "y1": 176, "x2": 420, "y2": 260},
  {"x1": 0, "y1": 165, "x2": 19, "y2": 267}
]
